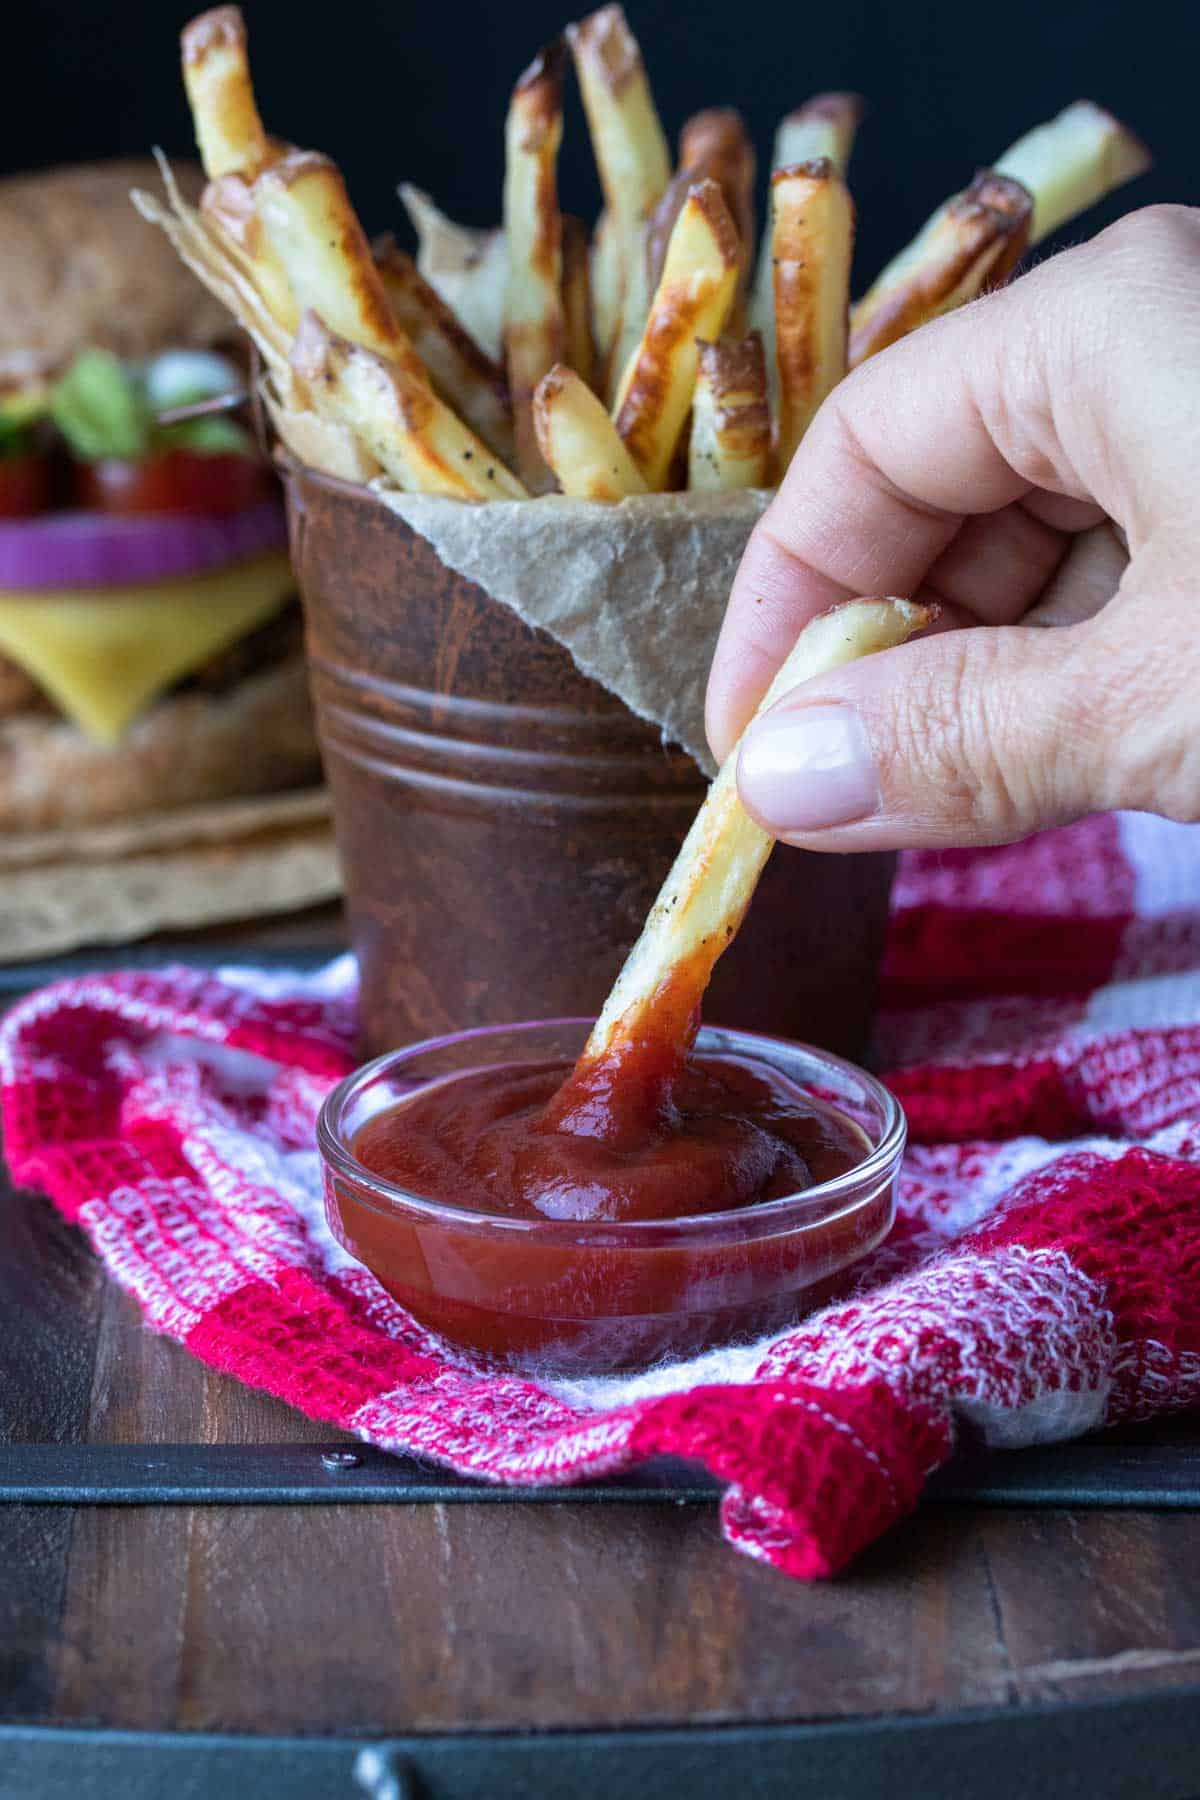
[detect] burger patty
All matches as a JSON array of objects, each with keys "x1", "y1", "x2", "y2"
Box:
[{"x1": 0, "y1": 598, "x2": 305, "y2": 723}]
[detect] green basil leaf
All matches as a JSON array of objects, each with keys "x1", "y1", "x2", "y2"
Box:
[{"x1": 50, "y1": 349, "x2": 151, "y2": 461}]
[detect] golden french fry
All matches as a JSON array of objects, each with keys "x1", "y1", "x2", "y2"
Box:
[
  {"x1": 612, "y1": 180, "x2": 740, "y2": 490},
  {"x1": 254, "y1": 151, "x2": 426, "y2": 376},
  {"x1": 398, "y1": 184, "x2": 507, "y2": 362},
  {"x1": 181, "y1": 5, "x2": 273, "y2": 181},
  {"x1": 291, "y1": 311, "x2": 527, "y2": 501},
  {"x1": 995, "y1": 100, "x2": 1151, "y2": 243},
  {"x1": 503, "y1": 41, "x2": 567, "y2": 490},
  {"x1": 374, "y1": 236, "x2": 514, "y2": 465},
  {"x1": 533, "y1": 363, "x2": 648, "y2": 500},
  {"x1": 772, "y1": 160, "x2": 855, "y2": 471},
  {"x1": 567, "y1": 598, "x2": 932, "y2": 1074},
  {"x1": 850, "y1": 172, "x2": 1031, "y2": 367},
  {"x1": 560, "y1": 215, "x2": 595, "y2": 390},
  {"x1": 589, "y1": 208, "x2": 624, "y2": 371},
  {"x1": 750, "y1": 92, "x2": 864, "y2": 395},
  {"x1": 687, "y1": 334, "x2": 770, "y2": 491},
  {"x1": 567, "y1": 5, "x2": 671, "y2": 397},
  {"x1": 647, "y1": 108, "x2": 756, "y2": 309}
]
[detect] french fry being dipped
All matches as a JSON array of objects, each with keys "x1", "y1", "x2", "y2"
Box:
[
  {"x1": 503, "y1": 40, "x2": 568, "y2": 491},
  {"x1": 612, "y1": 179, "x2": 740, "y2": 490},
  {"x1": 687, "y1": 335, "x2": 771, "y2": 491},
  {"x1": 181, "y1": 5, "x2": 274, "y2": 181},
  {"x1": 849, "y1": 172, "x2": 1031, "y2": 367},
  {"x1": 772, "y1": 160, "x2": 855, "y2": 473},
  {"x1": 567, "y1": 4, "x2": 671, "y2": 397},
  {"x1": 292, "y1": 311, "x2": 527, "y2": 501},
  {"x1": 374, "y1": 236, "x2": 515, "y2": 466},
  {"x1": 534, "y1": 364, "x2": 648, "y2": 500},
  {"x1": 994, "y1": 100, "x2": 1152, "y2": 244},
  {"x1": 544, "y1": 598, "x2": 932, "y2": 1133}
]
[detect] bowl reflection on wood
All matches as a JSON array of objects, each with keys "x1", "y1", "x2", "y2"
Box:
[
  {"x1": 319, "y1": 1022, "x2": 905, "y2": 1376},
  {"x1": 284, "y1": 461, "x2": 895, "y2": 1059}
]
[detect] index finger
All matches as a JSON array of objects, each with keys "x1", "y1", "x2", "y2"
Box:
[{"x1": 704, "y1": 264, "x2": 1090, "y2": 763}]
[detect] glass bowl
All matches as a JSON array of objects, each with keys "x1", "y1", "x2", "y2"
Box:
[{"x1": 318, "y1": 1020, "x2": 905, "y2": 1377}]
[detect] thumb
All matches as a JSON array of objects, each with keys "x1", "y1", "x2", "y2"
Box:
[{"x1": 735, "y1": 614, "x2": 1118, "y2": 851}]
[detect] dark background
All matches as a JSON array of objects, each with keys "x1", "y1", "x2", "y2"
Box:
[{"x1": 3, "y1": 0, "x2": 1193, "y2": 282}]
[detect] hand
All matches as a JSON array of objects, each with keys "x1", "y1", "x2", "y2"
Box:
[{"x1": 706, "y1": 205, "x2": 1200, "y2": 850}]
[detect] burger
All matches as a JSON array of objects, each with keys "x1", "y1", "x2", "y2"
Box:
[{"x1": 0, "y1": 157, "x2": 321, "y2": 831}]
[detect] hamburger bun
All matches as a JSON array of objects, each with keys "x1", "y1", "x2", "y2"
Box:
[
  {"x1": 0, "y1": 158, "x2": 231, "y2": 386},
  {"x1": 0, "y1": 649, "x2": 320, "y2": 832}
]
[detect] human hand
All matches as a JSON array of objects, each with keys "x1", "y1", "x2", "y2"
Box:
[{"x1": 706, "y1": 206, "x2": 1200, "y2": 849}]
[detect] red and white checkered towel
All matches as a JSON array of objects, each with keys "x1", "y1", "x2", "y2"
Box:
[{"x1": 4, "y1": 809, "x2": 1200, "y2": 1578}]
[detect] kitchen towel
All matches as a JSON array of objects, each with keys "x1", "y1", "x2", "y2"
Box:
[{"x1": 4, "y1": 808, "x2": 1198, "y2": 1578}]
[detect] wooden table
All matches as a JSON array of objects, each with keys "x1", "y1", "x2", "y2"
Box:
[{"x1": 3, "y1": 910, "x2": 1200, "y2": 1798}]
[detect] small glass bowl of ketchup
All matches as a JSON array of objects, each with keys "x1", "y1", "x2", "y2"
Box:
[{"x1": 318, "y1": 1020, "x2": 905, "y2": 1377}]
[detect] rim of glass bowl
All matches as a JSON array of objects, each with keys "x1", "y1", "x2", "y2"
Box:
[{"x1": 317, "y1": 1018, "x2": 906, "y2": 1244}]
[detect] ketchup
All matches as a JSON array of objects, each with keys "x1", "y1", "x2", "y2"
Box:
[{"x1": 352, "y1": 1053, "x2": 863, "y2": 1224}]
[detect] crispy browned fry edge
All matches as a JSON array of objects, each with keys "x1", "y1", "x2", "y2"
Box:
[
  {"x1": 687, "y1": 334, "x2": 771, "y2": 490},
  {"x1": 292, "y1": 310, "x2": 527, "y2": 500},
  {"x1": 567, "y1": 4, "x2": 671, "y2": 398},
  {"x1": 612, "y1": 179, "x2": 740, "y2": 489},
  {"x1": 647, "y1": 107, "x2": 756, "y2": 306},
  {"x1": 504, "y1": 40, "x2": 567, "y2": 490},
  {"x1": 533, "y1": 363, "x2": 648, "y2": 499},
  {"x1": 374, "y1": 235, "x2": 515, "y2": 464},
  {"x1": 560, "y1": 214, "x2": 596, "y2": 390},
  {"x1": 849, "y1": 172, "x2": 1031, "y2": 367},
  {"x1": 772, "y1": 159, "x2": 855, "y2": 471},
  {"x1": 559, "y1": 597, "x2": 933, "y2": 1084},
  {"x1": 181, "y1": 5, "x2": 274, "y2": 180}
]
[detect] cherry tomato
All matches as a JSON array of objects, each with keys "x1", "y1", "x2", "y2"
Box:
[
  {"x1": 0, "y1": 452, "x2": 52, "y2": 518},
  {"x1": 76, "y1": 449, "x2": 274, "y2": 516}
]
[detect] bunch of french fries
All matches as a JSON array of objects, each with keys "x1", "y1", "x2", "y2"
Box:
[{"x1": 166, "y1": 3, "x2": 1149, "y2": 505}]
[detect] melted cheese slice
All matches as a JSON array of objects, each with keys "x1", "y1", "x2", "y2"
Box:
[{"x1": 0, "y1": 552, "x2": 295, "y2": 744}]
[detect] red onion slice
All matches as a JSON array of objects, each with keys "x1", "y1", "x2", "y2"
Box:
[{"x1": 0, "y1": 500, "x2": 288, "y2": 593}]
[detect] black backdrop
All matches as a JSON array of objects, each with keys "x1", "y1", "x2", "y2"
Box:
[{"x1": 4, "y1": 0, "x2": 1194, "y2": 284}]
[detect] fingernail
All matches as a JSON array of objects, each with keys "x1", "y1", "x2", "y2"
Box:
[{"x1": 738, "y1": 704, "x2": 880, "y2": 832}]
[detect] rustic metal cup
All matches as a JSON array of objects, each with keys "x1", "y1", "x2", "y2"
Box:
[{"x1": 284, "y1": 461, "x2": 895, "y2": 1059}]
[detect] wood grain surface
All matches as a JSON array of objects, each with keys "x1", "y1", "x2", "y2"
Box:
[{"x1": 2, "y1": 912, "x2": 1200, "y2": 1739}]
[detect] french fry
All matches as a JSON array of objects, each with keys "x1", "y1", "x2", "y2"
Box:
[
  {"x1": 560, "y1": 215, "x2": 595, "y2": 389},
  {"x1": 771, "y1": 92, "x2": 865, "y2": 175},
  {"x1": 687, "y1": 335, "x2": 770, "y2": 491},
  {"x1": 181, "y1": 5, "x2": 273, "y2": 181},
  {"x1": 373, "y1": 236, "x2": 515, "y2": 465},
  {"x1": 254, "y1": 151, "x2": 428, "y2": 384},
  {"x1": 849, "y1": 172, "x2": 1031, "y2": 367},
  {"x1": 647, "y1": 108, "x2": 756, "y2": 309},
  {"x1": 399, "y1": 184, "x2": 507, "y2": 362},
  {"x1": 772, "y1": 160, "x2": 855, "y2": 471},
  {"x1": 567, "y1": 5, "x2": 671, "y2": 397},
  {"x1": 556, "y1": 599, "x2": 932, "y2": 1083},
  {"x1": 612, "y1": 180, "x2": 740, "y2": 490},
  {"x1": 533, "y1": 364, "x2": 648, "y2": 499},
  {"x1": 503, "y1": 41, "x2": 567, "y2": 490},
  {"x1": 994, "y1": 100, "x2": 1151, "y2": 243},
  {"x1": 291, "y1": 311, "x2": 527, "y2": 501},
  {"x1": 590, "y1": 209, "x2": 624, "y2": 371},
  {"x1": 200, "y1": 173, "x2": 298, "y2": 337},
  {"x1": 750, "y1": 92, "x2": 864, "y2": 392}
]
